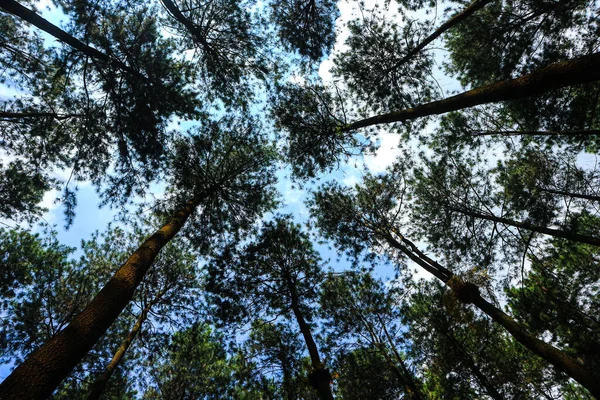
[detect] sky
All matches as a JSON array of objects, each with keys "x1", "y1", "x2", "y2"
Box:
[{"x1": 0, "y1": 0, "x2": 471, "y2": 282}]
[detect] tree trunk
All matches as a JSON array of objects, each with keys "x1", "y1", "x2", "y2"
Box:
[
  {"x1": 384, "y1": 232, "x2": 600, "y2": 397},
  {"x1": 0, "y1": 0, "x2": 140, "y2": 78},
  {"x1": 472, "y1": 295, "x2": 600, "y2": 398},
  {"x1": 0, "y1": 111, "x2": 82, "y2": 121},
  {"x1": 449, "y1": 206, "x2": 600, "y2": 246},
  {"x1": 160, "y1": 0, "x2": 203, "y2": 42},
  {"x1": 344, "y1": 52, "x2": 600, "y2": 131},
  {"x1": 287, "y1": 278, "x2": 334, "y2": 400},
  {"x1": 381, "y1": 0, "x2": 493, "y2": 75},
  {"x1": 538, "y1": 187, "x2": 600, "y2": 202},
  {"x1": 86, "y1": 288, "x2": 167, "y2": 400},
  {"x1": 440, "y1": 330, "x2": 503, "y2": 400},
  {"x1": 0, "y1": 196, "x2": 204, "y2": 400},
  {"x1": 379, "y1": 316, "x2": 424, "y2": 400},
  {"x1": 470, "y1": 129, "x2": 600, "y2": 138}
]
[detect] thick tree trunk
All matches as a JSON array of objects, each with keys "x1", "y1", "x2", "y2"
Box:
[
  {"x1": 160, "y1": 0, "x2": 203, "y2": 41},
  {"x1": 86, "y1": 288, "x2": 167, "y2": 400},
  {"x1": 449, "y1": 206, "x2": 600, "y2": 246},
  {"x1": 382, "y1": 0, "x2": 493, "y2": 75},
  {"x1": 472, "y1": 295, "x2": 600, "y2": 398},
  {"x1": 0, "y1": 197, "x2": 203, "y2": 400},
  {"x1": 0, "y1": 0, "x2": 141, "y2": 77},
  {"x1": 384, "y1": 232, "x2": 600, "y2": 397},
  {"x1": 287, "y1": 277, "x2": 334, "y2": 400},
  {"x1": 344, "y1": 52, "x2": 600, "y2": 131}
]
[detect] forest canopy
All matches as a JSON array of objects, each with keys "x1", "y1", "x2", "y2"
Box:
[{"x1": 1, "y1": 0, "x2": 600, "y2": 398}]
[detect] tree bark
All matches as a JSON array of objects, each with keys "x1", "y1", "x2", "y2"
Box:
[
  {"x1": 86, "y1": 288, "x2": 167, "y2": 400},
  {"x1": 344, "y1": 52, "x2": 600, "y2": 131},
  {"x1": 0, "y1": 0, "x2": 141, "y2": 78},
  {"x1": 470, "y1": 129, "x2": 600, "y2": 138},
  {"x1": 381, "y1": 0, "x2": 493, "y2": 75},
  {"x1": 160, "y1": 0, "x2": 204, "y2": 43},
  {"x1": 379, "y1": 316, "x2": 424, "y2": 400},
  {"x1": 538, "y1": 187, "x2": 600, "y2": 202},
  {"x1": 0, "y1": 196, "x2": 205, "y2": 400},
  {"x1": 286, "y1": 276, "x2": 334, "y2": 400},
  {"x1": 384, "y1": 232, "x2": 600, "y2": 398},
  {"x1": 0, "y1": 111, "x2": 82, "y2": 121},
  {"x1": 440, "y1": 329, "x2": 504, "y2": 400},
  {"x1": 448, "y1": 206, "x2": 600, "y2": 246}
]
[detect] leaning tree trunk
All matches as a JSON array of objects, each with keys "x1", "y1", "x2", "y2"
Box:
[
  {"x1": 86, "y1": 287, "x2": 168, "y2": 400},
  {"x1": 440, "y1": 329, "x2": 504, "y2": 400},
  {"x1": 344, "y1": 52, "x2": 600, "y2": 131},
  {"x1": 0, "y1": 0, "x2": 140, "y2": 77},
  {"x1": 0, "y1": 196, "x2": 205, "y2": 400},
  {"x1": 381, "y1": 0, "x2": 493, "y2": 75},
  {"x1": 447, "y1": 206, "x2": 600, "y2": 247},
  {"x1": 383, "y1": 233, "x2": 600, "y2": 398},
  {"x1": 286, "y1": 277, "x2": 334, "y2": 400},
  {"x1": 379, "y1": 317, "x2": 424, "y2": 400}
]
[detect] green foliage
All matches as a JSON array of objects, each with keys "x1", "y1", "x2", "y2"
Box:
[
  {"x1": 164, "y1": 115, "x2": 278, "y2": 253},
  {"x1": 270, "y1": 0, "x2": 339, "y2": 63},
  {"x1": 333, "y1": 11, "x2": 436, "y2": 114},
  {"x1": 271, "y1": 83, "x2": 366, "y2": 179},
  {"x1": 207, "y1": 216, "x2": 323, "y2": 324},
  {"x1": 142, "y1": 324, "x2": 233, "y2": 399},
  {"x1": 507, "y1": 218, "x2": 600, "y2": 371},
  {"x1": 159, "y1": 0, "x2": 268, "y2": 106},
  {"x1": 0, "y1": 161, "x2": 52, "y2": 221}
]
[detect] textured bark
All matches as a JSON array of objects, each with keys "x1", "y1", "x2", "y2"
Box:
[
  {"x1": 450, "y1": 207, "x2": 600, "y2": 246},
  {"x1": 0, "y1": 0, "x2": 141, "y2": 77},
  {"x1": 382, "y1": 0, "x2": 493, "y2": 75},
  {"x1": 86, "y1": 288, "x2": 167, "y2": 400},
  {"x1": 472, "y1": 295, "x2": 600, "y2": 397},
  {"x1": 383, "y1": 232, "x2": 600, "y2": 397},
  {"x1": 0, "y1": 197, "x2": 202, "y2": 400},
  {"x1": 344, "y1": 52, "x2": 600, "y2": 131},
  {"x1": 287, "y1": 277, "x2": 334, "y2": 400}
]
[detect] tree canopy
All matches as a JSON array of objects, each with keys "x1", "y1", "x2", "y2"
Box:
[{"x1": 2, "y1": 0, "x2": 600, "y2": 398}]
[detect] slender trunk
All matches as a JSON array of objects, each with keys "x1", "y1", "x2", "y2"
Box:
[
  {"x1": 0, "y1": 111, "x2": 82, "y2": 120},
  {"x1": 450, "y1": 206, "x2": 600, "y2": 246},
  {"x1": 378, "y1": 316, "x2": 424, "y2": 400},
  {"x1": 0, "y1": 196, "x2": 204, "y2": 400},
  {"x1": 440, "y1": 330, "x2": 503, "y2": 400},
  {"x1": 344, "y1": 52, "x2": 600, "y2": 131},
  {"x1": 384, "y1": 232, "x2": 600, "y2": 397},
  {"x1": 279, "y1": 349, "x2": 294, "y2": 400},
  {"x1": 470, "y1": 129, "x2": 600, "y2": 137},
  {"x1": 87, "y1": 288, "x2": 168, "y2": 400},
  {"x1": 286, "y1": 276, "x2": 334, "y2": 400},
  {"x1": 538, "y1": 187, "x2": 600, "y2": 202},
  {"x1": 381, "y1": 0, "x2": 493, "y2": 75},
  {"x1": 0, "y1": 0, "x2": 140, "y2": 78}
]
